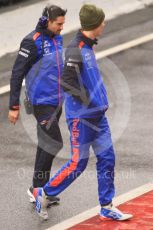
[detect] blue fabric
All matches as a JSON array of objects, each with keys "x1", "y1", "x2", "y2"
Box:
[
  {"x1": 100, "y1": 207, "x2": 122, "y2": 220},
  {"x1": 65, "y1": 44, "x2": 108, "y2": 118},
  {"x1": 25, "y1": 34, "x2": 64, "y2": 106},
  {"x1": 36, "y1": 188, "x2": 43, "y2": 214},
  {"x1": 44, "y1": 115, "x2": 115, "y2": 205}
]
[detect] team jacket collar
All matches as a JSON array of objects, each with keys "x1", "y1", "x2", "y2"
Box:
[{"x1": 76, "y1": 30, "x2": 98, "y2": 47}]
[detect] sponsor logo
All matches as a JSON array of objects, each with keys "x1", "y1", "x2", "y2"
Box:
[
  {"x1": 44, "y1": 40, "x2": 51, "y2": 48},
  {"x1": 85, "y1": 52, "x2": 91, "y2": 61},
  {"x1": 21, "y1": 48, "x2": 30, "y2": 53},
  {"x1": 72, "y1": 118, "x2": 80, "y2": 147},
  {"x1": 19, "y1": 51, "x2": 29, "y2": 58}
]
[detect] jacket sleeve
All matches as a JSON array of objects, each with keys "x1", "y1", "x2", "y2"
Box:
[
  {"x1": 61, "y1": 46, "x2": 90, "y2": 106},
  {"x1": 9, "y1": 38, "x2": 38, "y2": 110}
]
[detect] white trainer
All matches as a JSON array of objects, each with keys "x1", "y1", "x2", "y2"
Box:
[{"x1": 100, "y1": 203, "x2": 133, "y2": 221}]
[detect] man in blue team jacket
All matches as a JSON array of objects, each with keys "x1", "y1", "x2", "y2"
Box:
[
  {"x1": 32, "y1": 4, "x2": 133, "y2": 221},
  {"x1": 8, "y1": 5, "x2": 67, "y2": 205}
]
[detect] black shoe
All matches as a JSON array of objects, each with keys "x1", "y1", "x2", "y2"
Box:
[
  {"x1": 46, "y1": 196, "x2": 60, "y2": 208},
  {"x1": 47, "y1": 196, "x2": 60, "y2": 203}
]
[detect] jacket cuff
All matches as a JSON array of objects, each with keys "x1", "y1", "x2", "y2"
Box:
[{"x1": 10, "y1": 105, "x2": 20, "y2": 111}]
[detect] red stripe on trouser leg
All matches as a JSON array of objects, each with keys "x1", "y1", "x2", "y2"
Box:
[
  {"x1": 50, "y1": 151, "x2": 79, "y2": 187},
  {"x1": 50, "y1": 119, "x2": 80, "y2": 187},
  {"x1": 33, "y1": 188, "x2": 39, "y2": 199},
  {"x1": 72, "y1": 148, "x2": 79, "y2": 155}
]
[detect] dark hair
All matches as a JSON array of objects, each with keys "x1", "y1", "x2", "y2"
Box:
[{"x1": 42, "y1": 4, "x2": 67, "y2": 20}]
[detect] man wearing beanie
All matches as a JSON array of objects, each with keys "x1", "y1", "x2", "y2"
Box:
[{"x1": 32, "y1": 4, "x2": 133, "y2": 221}]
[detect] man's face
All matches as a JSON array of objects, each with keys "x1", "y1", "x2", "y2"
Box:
[
  {"x1": 93, "y1": 21, "x2": 105, "y2": 37},
  {"x1": 47, "y1": 16, "x2": 65, "y2": 34}
]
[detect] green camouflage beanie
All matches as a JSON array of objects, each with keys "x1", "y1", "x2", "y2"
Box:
[{"x1": 79, "y1": 4, "x2": 105, "y2": 30}]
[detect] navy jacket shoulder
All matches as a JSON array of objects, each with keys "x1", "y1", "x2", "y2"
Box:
[
  {"x1": 62, "y1": 30, "x2": 97, "y2": 105},
  {"x1": 9, "y1": 30, "x2": 39, "y2": 109}
]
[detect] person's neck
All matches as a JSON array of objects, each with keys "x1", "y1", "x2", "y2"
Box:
[{"x1": 82, "y1": 30, "x2": 96, "y2": 40}]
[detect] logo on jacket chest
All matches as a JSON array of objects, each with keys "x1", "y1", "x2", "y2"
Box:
[
  {"x1": 84, "y1": 52, "x2": 95, "y2": 69},
  {"x1": 41, "y1": 39, "x2": 62, "y2": 56},
  {"x1": 85, "y1": 52, "x2": 91, "y2": 61}
]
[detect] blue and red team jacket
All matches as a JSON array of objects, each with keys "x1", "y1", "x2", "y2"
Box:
[
  {"x1": 9, "y1": 23, "x2": 64, "y2": 110},
  {"x1": 62, "y1": 30, "x2": 109, "y2": 118}
]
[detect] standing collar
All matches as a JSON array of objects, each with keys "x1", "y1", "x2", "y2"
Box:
[{"x1": 76, "y1": 30, "x2": 98, "y2": 47}]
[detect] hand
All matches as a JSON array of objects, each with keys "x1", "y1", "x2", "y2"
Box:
[{"x1": 8, "y1": 110, "x2": 20, "y2": 124}]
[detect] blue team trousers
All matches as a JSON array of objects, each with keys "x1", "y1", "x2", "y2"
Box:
[{"x1": 44, "y1": 114, "x2": 115, "y2": 205}]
